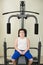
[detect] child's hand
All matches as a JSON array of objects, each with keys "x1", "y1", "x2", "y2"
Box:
[
  {"x1": 22, "y1": 51, "x2": 26, "y2": 55},
  {"x1": 22, "y1": 50, "x2": 27, "y2": 55},
  {"x1": 18, "y1": 50, "x2": 23, "y2": 55},
  {"x1": 18, "y1": 50, "x2": 24, "y2": 55},
  {"x1": 19, "y1": 51, "x2": 23, "y2": 54}
]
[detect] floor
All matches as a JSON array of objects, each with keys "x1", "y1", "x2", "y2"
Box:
[{"x1": 0, "y1": 56, "x2": 43, "y2": 64}]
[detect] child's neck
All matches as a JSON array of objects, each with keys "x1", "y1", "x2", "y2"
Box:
[{"x1": 20, "y1": 37, "x2": 25, "y2": 39}]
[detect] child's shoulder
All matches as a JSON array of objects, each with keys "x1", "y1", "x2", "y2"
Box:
[
  {"x1": 15, "y1": 38, "x2": 18, "y2": 41},
  {"x1": 26, "y1": 37, "x2": 29, "y2": 40},
  {"x1": 26, "y1": 37, "x2": 30, "y2": 42},
  {"x1": 15, "y1": 37, "x2": 20, "y2": 41}
]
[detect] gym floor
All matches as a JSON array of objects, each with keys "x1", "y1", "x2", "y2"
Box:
[{"x1": 0, "y1": 56, "x2": 43, "y2": 65}]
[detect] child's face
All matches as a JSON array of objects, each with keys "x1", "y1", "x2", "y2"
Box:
[{"x1": 19, "y1": 30, "x2": 25, "y2": 38}]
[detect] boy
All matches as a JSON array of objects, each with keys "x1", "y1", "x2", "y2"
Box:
[{"x1": 11, "y1": 29, "x2": 33, "y2": 65}]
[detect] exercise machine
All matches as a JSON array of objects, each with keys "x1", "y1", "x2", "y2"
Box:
[
  {"x1": 4, "y1": 38, "x2": 41, "y2": 65},
  {"x1": 2, "y1": 1, "x2": 39, "y2": 34},
  {"x1": 3, "y1": 1, "x2": 41, "y2": 65}
]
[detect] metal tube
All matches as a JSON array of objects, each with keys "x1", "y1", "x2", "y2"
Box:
[
  {"x1": 20, "y1": 1, "x2": 25, "y2": 15},
  {"x1": 8, "y1": 15, "x2": 18, "y2": 23},
  {"x1": 38, "y1": 41, "x2": 41, "y2": 65},
  {"x1": 21, "y1": 17, "x2": 24, "y2": 29},
  {"x1": 27, "y1": 14, "x2": 38, "y2": 23},
  {"x1": 2, "y1": 11, "x2": 39, "y2": 15},
  {"x1": 4, "y1": 40, "x2": 7, "y2": 65}
]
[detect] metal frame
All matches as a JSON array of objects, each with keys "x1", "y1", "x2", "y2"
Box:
[
  {"x1": 3, "y1": 40, "x2": 41, "y2": 65},
  {"x1": 7, "y1": 14, "x2": 38, "y2": 29},
  {"x1": 2, "y1": 1, "x2": 39, "y2": 29},
  {"x1": 3, "y1": 1, "x2": 41, "y2": 65}
]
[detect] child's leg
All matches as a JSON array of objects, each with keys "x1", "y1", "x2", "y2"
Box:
[
  {"x1": 12, "y1": 59, "x2": 16, "y2": 65},
  {"x1": 28, "y1": 59, "x2": 33, "y2": 65},
  {"x1": 11, "y1": 50, "x2": 20, "y2": 65},
  {"x1": 24, "y1": 50, "x2": 33, "y2": 65}
]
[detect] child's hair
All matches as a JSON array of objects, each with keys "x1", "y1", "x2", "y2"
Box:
[{"x1": 18, "y1": 28, "x2": 27, "y2": 37}]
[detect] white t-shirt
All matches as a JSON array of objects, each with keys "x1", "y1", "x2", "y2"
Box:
[{"x1": 18, "y1": 37, "x2": 27, "y2": 50}]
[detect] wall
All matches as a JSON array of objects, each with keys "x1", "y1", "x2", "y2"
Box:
[{"x1": 0, "y1": 0, "x2": 43, "y2": 61}]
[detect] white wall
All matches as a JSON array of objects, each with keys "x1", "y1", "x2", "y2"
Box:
[{"x1": 0, "y1": 0, "x2": 43, "y2": 58}]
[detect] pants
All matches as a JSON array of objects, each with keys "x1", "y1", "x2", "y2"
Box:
[{"x1": 11, "y1": 50, "x2": 33, "y2": 60}]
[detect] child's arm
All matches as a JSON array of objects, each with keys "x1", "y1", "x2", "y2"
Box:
[
  {"x1": 26, "y1": 38, "x2": 30, "y2": 51},
  {"x1": 14, "y1": 39, "x2": 22, "y2": 54}
]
